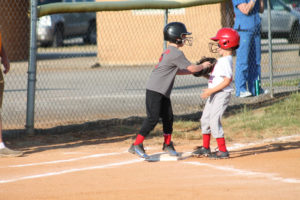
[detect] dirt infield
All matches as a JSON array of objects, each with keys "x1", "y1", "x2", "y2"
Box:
[{"x1": 1, "y1": 132, "x2": 300, "y2": 200}]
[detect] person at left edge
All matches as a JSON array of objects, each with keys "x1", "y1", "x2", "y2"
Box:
[{"x1": 0, "y1": 31, "x2": 23, "y2": 157}]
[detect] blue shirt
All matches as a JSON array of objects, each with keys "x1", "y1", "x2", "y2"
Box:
[{"x1": 233, "y1": 0, "x2": 261, "y2": 30}]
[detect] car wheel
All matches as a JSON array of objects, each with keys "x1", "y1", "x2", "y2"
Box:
[
  {"x1": 84, "y1": 22, "x2": 97, "y2": 44},
  {"x1": 52, "y1": 25, "x2": 64, "y2": 47},
  {"x1": 288, "y1": 23, "x2": 300, "y2": 44},
  {"x1": 40, "y1": 42, "x2": 51, "y2": 48}
]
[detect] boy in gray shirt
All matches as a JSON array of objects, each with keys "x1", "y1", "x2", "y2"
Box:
[{"x1": 129, "y1": 22, "x2": 212, "y2": 159}]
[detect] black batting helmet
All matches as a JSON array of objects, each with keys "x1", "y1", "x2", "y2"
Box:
[{"x1": 163, "y1": 22, "x2": 192, "y2": 45}]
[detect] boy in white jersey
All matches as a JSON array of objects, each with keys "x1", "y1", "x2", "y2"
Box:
[
  {"x1": 128, "y1": 22, "x2": 212, "y2": 159},
  {"x1": 192, "y1": 28, "x2": 240, "y2": 159}
]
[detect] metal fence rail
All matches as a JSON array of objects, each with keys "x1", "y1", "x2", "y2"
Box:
[{"x1": 1, "y1": 0, "x2": 299, "y2": 134}]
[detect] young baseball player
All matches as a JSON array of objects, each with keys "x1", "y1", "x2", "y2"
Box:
[
  {"x1": 128, "y1": 22, "x2": 212, "y2": 159},
  {"x1": 192, "y1": 28, "x2": 240, "y2": 159}
]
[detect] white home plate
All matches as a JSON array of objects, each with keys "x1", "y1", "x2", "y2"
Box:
[{"x1": 145, "y1": 152, "x2": 193, "y2": 162}]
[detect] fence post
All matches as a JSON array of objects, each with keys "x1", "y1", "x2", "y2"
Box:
[
  {"x1": 163, "y1": 9, "x2": 168, "y2": 51},
  {"x1": 266, "y1": 0, "x2": 273, "y2": 98},
  {"x1": 26, "y1": 0, "x2": 38, "y2": 135}
]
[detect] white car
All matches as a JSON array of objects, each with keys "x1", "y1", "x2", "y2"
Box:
[
  {"x1": 260, "y1": 0, "x2": 300, "y2": 43},
  {"x1": 37, "y1": 0, "x2": 96, "y2": 47}
]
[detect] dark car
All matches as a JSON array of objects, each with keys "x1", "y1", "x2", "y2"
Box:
[{"x1": 37, "y1": 0, "x2": 97, "y2": 47}]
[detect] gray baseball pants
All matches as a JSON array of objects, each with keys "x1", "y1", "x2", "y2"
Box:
[{"x1": 200, "y1": 91, "x2": 231, "y2": 138}]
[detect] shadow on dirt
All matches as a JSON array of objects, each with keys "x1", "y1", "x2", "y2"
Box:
[
  {"x1": 4, "y1": 117, "x2": 144, "y2": 156},
  {"x1": 230, "y1": 140, "x2": 300, "y2": 158}
]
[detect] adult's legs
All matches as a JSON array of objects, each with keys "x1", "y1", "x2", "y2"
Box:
[
  {"x1": 248, "y1": 29, "x2": 262, "y2": 95},
  {"x1": 235, "y1": 31, "x2": 251, "y2": 97}
]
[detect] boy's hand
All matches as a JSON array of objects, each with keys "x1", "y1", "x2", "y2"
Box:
[
  {"x1": 202, "y1": 61, "x2": 212, "y2": 69},
  {"x1": 2, "y1": 59, "x2": 10, "y2": 74},
  {"x1": 193, "y1": 57, "x2": 217, "y2": 77},
  {"x1": 1, "y1": 46, "x2": 10, "y2": 74},
  {"x1": 201, "y1": 88, "x2": 213, "y2": 99}
]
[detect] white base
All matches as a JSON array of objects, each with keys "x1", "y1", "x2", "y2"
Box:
[{"x1": 145, "y1": 152, "x2": 192, "y2": 162}]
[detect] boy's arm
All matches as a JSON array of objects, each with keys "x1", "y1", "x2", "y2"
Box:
[
  {"x1": 176, "y1": 68, "x2": 191, "y2": 75},
  {"x1": 201, "y1": 77, "x2": 231, "y2": 99},
  {"x1": 176, "y1": 61, "x2": 211, "y2": 75},
  {"x1": 0, "y1": 46, "x2": 10, "y2": 74}
]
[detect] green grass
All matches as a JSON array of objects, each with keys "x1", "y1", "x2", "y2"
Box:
[
  {"x1": 224, "y1": 92, "x2": 300, "y2": 140},
  {"x1": 150, "y1": 92, "x2": 300, "y2": 143},
  {"x1": 262, "y1": 79, "x2": 300, "y2": 87}
]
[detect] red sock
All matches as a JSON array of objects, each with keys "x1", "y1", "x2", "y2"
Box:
[
  {"x1": 164, "y1": 134, "x2": 171, "y2": 145},
  {"x1": 216, "y1": 138, "x2": 227, "y2": 152},
  {"x1": 134, "y1": 134, "x2": 145, "y2": 145},
  {"x1": 202, "y1": 134, "x2": 211, "y2": 149}
]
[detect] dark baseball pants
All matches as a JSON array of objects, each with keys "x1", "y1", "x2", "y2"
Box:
[{"x1": 139, "y1": 90, "x2": 173, "y2": 137}]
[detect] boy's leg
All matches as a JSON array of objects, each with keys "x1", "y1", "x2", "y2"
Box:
[
  {"x1": 208, "y1": 92, "x2": 230, "y2": 159},
  {"x1": 200, "y1": 97, "x2": 212, "y2": 135},
  {"x1": 192, "y1": 98, "x2": 212, "y2": 157},
  {"x1": 138, "y1": 90, "x2": 163, "y2": 140},
  {"x1": 201, "y1": 100, "x2": 212, "y2": 150},
  {"x1": 209, "y1": 92, "x2": 230, "y2": 140},
  {"x1": 160, "y1": 97, "x2": 178, "y2": 156},
  {"x1": 129, "y1": 90, "x2": 162, "y2": 158},
  {"x1": 161, "y1": 96, "x2": 173, "y2": 145}
]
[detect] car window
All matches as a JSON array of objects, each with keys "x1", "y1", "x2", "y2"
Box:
[
  {"x1": 273, "y1": 1, "x2": 285, "y2": 11},
  {"x1": 38, "y1": 0, "x2": 62, "y2": 5}
]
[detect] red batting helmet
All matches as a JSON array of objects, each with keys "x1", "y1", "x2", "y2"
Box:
[{"x1": 210, "y1": 28, "x2": 240, "y2": 50}]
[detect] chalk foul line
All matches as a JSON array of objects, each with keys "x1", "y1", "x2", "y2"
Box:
[
  {"x1": 184, "y1": 161, "x2": 300, "y2": 184},
  {"x1": 6, "y1": 152, "x2": 127, "y2": 168},
  {"x1": 0, "y1": 159, "x2": 142, "y2": 184}
]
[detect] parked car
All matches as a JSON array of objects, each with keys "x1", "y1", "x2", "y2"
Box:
[
  {"x1": 37, "y1": 0, "x2": 97, "y2": 47},
  {"x1": 260, "y1": 0, "x2": 300, "y2": 43}
]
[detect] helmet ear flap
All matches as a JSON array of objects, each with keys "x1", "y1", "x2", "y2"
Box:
[{"x1": 221, "y1": 40, "x2": 229, "y2": 48}]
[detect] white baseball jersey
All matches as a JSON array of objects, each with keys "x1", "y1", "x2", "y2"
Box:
[{"x1": 208, "y1": 55, "x2": 233, "y2": 93}]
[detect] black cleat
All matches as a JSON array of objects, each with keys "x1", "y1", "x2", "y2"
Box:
[
  {"x1": 128, "y1": 143, "x2": 149, "y2": 159},
  {"x1": 162, "y1": 141, "x2": 179, "y2": 156},
  {"x1": 192, "y1": 146, "x2": 211, "y2": 157},
  {"x1": 209, "y1": 150, "x2": 229, "y2": 159}
]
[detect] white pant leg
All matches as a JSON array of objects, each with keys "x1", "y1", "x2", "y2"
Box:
[
  {"x1": 208, "y1": 91, "x2": 231, "y2": 138},
  {"x1": 200, "y1": 96, "x2": 213, "y2": 134}
]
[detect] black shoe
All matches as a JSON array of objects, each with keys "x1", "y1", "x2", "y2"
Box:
[
  {"x1": 128, "y1": 143, "x2": 149, "y2": 159},
  {"x1": 162, "y1": 141, "x2": 179, "y2": 156},
  {"x1": 192, "y1": 146, "x2": 211, "y2": 157},
  {"x1": 209, "y1": 150, "x2": 229, "y2": 159}
]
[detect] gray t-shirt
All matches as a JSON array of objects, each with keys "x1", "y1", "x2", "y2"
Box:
[{"x1": 146, "y1": 45, "x2": 191, "y2": 98}]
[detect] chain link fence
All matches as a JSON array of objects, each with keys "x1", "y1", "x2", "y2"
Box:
[{"x1": 1, "y1": 0, "x2": 300, "y2": 132}]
